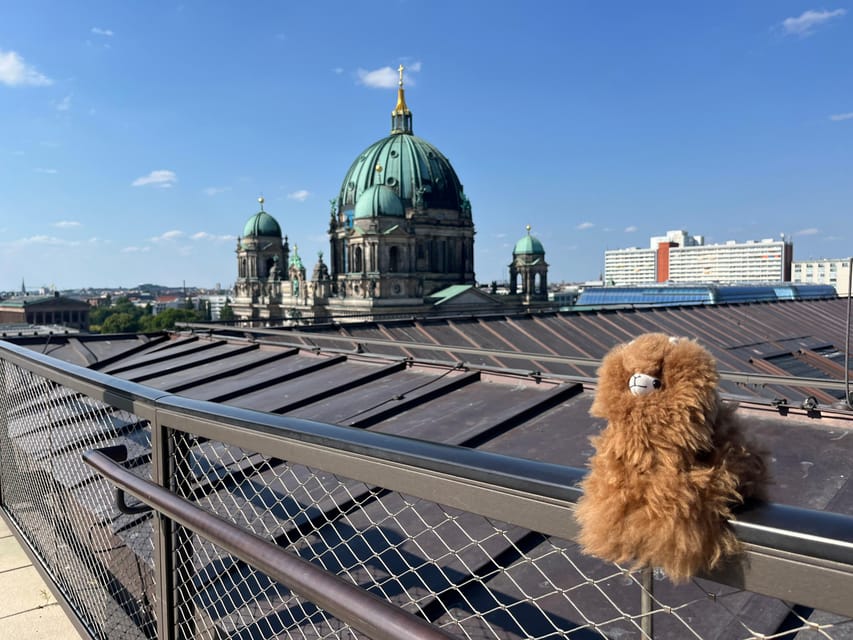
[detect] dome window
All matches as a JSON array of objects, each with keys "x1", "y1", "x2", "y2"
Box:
[
  {"x1": 389, "y1": 149, "x2": 399, "y2": 158},
  {"x1": 386, "y1": 177, "x2": 397, "y2": 187}
]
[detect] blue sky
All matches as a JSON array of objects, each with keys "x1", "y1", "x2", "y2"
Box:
[{"x1": 1, "y1": 1, "x2": 851, "y2": 291}]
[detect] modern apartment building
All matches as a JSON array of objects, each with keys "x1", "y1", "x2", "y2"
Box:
[
  {"x1": 791, "y1": 258, "x2": 851, "y2": 296},
  {"x1": 604, "y1": 230, "x2": 793, "y2": 286}
]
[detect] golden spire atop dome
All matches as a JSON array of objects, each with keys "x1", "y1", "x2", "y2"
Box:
[
  {"x1": 393, "y1": 64, "x2": 410, "y2": 115},
  {"x1": 391, "y1": 64, "x2": 413, "y2": 135}
]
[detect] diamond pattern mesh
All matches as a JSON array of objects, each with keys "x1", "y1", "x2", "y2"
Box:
[
  {"x1": 0, "y1": 360, "x2": 156, "y2": 639},
  {"x1": 2, "y1": 356, "x2": 852, "y2": 639}
]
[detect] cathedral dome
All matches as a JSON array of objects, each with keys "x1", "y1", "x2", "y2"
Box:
[
  {"x1": 514, "y1": 226, "x2": 545, "y2": 255},
  {"x1": 354, "y1": 185, "x2": 405, "y2": 219},
  {"x1": 242, "y1": 198, "x2": 282, "y2": 238},
  {"x1": 337, "y1": 67, "x2": 465, "y2": 215},
  {"x1": 339, "y1": 135, "x2": 464, "y2": 213}
]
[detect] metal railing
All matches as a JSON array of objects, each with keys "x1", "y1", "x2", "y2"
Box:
[{"x1": 1, "y1": 339, "x2": 853, "y2": 639}]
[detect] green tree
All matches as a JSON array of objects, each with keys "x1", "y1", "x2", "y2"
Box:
[
  {"x1": 101, "y1": 312, "x2": 139, "y2": 334},
  {"x1": 89, "y1": 305, "x2": 113, "y2": 327},
  {"x1": 219, "y1": 299, "x2": 235, "y2": 322},
  {"x1": 140, "y1": 307, "x2": 201, "y2": 332}
]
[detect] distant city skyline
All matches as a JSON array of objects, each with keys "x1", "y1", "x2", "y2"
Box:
[{"x1": 1, "y1": 2, "x2": 851, "y2": 290}]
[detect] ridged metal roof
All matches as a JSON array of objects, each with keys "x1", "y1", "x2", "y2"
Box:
[
  {"x1": 10, "y1": 296, "x2": 853, "y2": 511},
  {"x1": 5, "y1": 296, "x2": 853, "y2": 638}
]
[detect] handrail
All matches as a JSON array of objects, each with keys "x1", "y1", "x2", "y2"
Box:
[
  {"x1": 158, "y1": 397, "x2": 853, "y2": 566},
  {"x1": 5, "y1": 338, "x2": 853, "y2": 617},
  {"x1": 3, "y1": 338, "x2": 852, "y2": 563},
  {"x1": 82, "y1": 449, "x2": 457, "y2": 640}
]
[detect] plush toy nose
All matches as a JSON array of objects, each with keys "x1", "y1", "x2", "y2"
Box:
[{"x1": 628, "y1": 372, "x2": 662, "y2": 396}]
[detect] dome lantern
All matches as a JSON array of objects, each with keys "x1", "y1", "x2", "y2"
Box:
[{"x1": 391, "y1": 64, "x2": 413, "y2": 135}]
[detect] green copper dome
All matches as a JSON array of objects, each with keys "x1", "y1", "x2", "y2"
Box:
[
  {"x1": 514, "y1": 228, "x2": 545, "y2": 255},
  {"x1": 242, "y1": 211, "x2": 282, "y2": 238},
  {"x1": 354, "y1": 185, "x2": 404, "y2": 219},
  {"x1": 337, "y1": 67, "x2": 468, "y2": 217},
  {"x1": 339, "y1": 134, "x2": 465, "y2": 213}
]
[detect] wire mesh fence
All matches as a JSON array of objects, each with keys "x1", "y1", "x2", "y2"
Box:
[
  {"x1": 2, "y1": 351, "x2": 853, "y2": 639},
  {"x1": 0, "y1": 359, "x2": 156, "y2": 639},
  {"x1": 164, "y1": 432, "x2": 853, "y2": 640}
]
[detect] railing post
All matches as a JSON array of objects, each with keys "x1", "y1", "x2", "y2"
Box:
[
  {"x1": 640, "y1": 568, "x2": 654, "y2": 638},
  {"x1": 151, "y1": 413, "x2": 177, "y2": 640},
  {"x1": 152, "y1": 418, "x2": 197, "y2": 640}
]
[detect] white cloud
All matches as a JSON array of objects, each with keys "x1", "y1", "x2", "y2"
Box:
[
  {"x1": 357, "y1": 66, "x2": 398, "y2": 88},
  {"x1": 151, "y1": 230, "x2": 184, "y2": 242},
  {"x1": 34, "y1": 167, "x2": 57, "y2": 174},
  {"x1": 577, "y1": 222, "x2": 595, "y2": 230},
  {"x1": 287, "y1": 189, "x2": 311, "y2": 202},
  {"x1": 15, "y1": 235, "x2": 79, "y2": 247},
  {"x1": 624, "y1": 225, "x2": 638, "y2": 233},
  {"x1": 91, "y1": 27, "x2": 114, "y2": 37},
  {"x1": 54, "y1": 220, "x2": 81, "y2": 228},
  {"x1": 121, "y1": 246, "x2": 151, "y2": 253},
  {"x1": 781, "y1": 9, "x2": 846, "y2": 36},
  {"x1": 0, "y1": 49, "x2": 53, "y2": 86},
  {"x1": 356, "y1": 61, "x2": 421, "y2": 88},
  {"x1": 56, "y1": 94, "x2": 72, "y2": 111},
  {"x1": 795, "y1": 227, "x2": 820, "y2": 236},
  {"x1": 829, "y1": 112, "x2": 853, "y2": 121},
  {"x1": 203, "y1": 186, "x2": 230, "y2": 196},
  {"x1": 132, "y1": 169, "x2": 177, "y2": 188},
  {"x1": 332, "y1": 67, "x2": 344, "y2": 75},
  {"x1": 191, "y1": 231, "x2": 235, "y2": 241}
]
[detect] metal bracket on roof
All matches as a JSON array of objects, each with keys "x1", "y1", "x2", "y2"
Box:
[
  {"x1": 801, "y1": 396, "x2": 819, "y2": 412},
  {"x1": 771, "y1": 397, "x2": 789, "y2": 415}
]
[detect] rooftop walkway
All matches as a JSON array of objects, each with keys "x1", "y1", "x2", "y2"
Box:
[{"x1": 0, "y1": 513, "x2": 84, "y2": 639}]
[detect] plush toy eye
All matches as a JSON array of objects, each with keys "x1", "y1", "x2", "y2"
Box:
[{"x1": 628, "y1": 372, "x2": 662, "y2": 396}]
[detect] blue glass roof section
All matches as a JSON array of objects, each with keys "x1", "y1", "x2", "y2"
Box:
[{"x1": 574, "y1": 284, "x2": 836, "y2": 308}]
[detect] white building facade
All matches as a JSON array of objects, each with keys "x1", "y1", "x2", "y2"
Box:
[
  {"x1": 604, "y1": 230, "x2": 793, "y2": 286},
  {"x1": 603, "y1": 248, "x2": 657, "y2": 285},
  {"x1": 791, "y1": 259, "x2": 851, "y2": 296},
  {"x1": 668, "y1": 240, "x2": 790, "y2": 283}
]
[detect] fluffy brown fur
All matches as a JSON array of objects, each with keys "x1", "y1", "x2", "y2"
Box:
[{"x1": 575, "y1": 333, "x2": 767, "y2": 582}]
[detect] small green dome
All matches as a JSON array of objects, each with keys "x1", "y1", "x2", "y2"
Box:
[
  {"x1": 354, "y1": 185, "x2": 404, "y2": 219},
  {"x1": 242, "y1": 211, "x2": 282, "y2": 238},
  {"x1": 513, "y1": 228, "x2": 545, "y2": 255}
]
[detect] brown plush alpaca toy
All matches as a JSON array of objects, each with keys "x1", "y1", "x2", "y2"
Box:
[{"x1": 575, "y1": 333, "x2": 767, "y2": 582}]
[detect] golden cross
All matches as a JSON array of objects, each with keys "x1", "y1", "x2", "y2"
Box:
[{"x1": 398, "y1": 64, "x2": 404, "y2": 87}]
